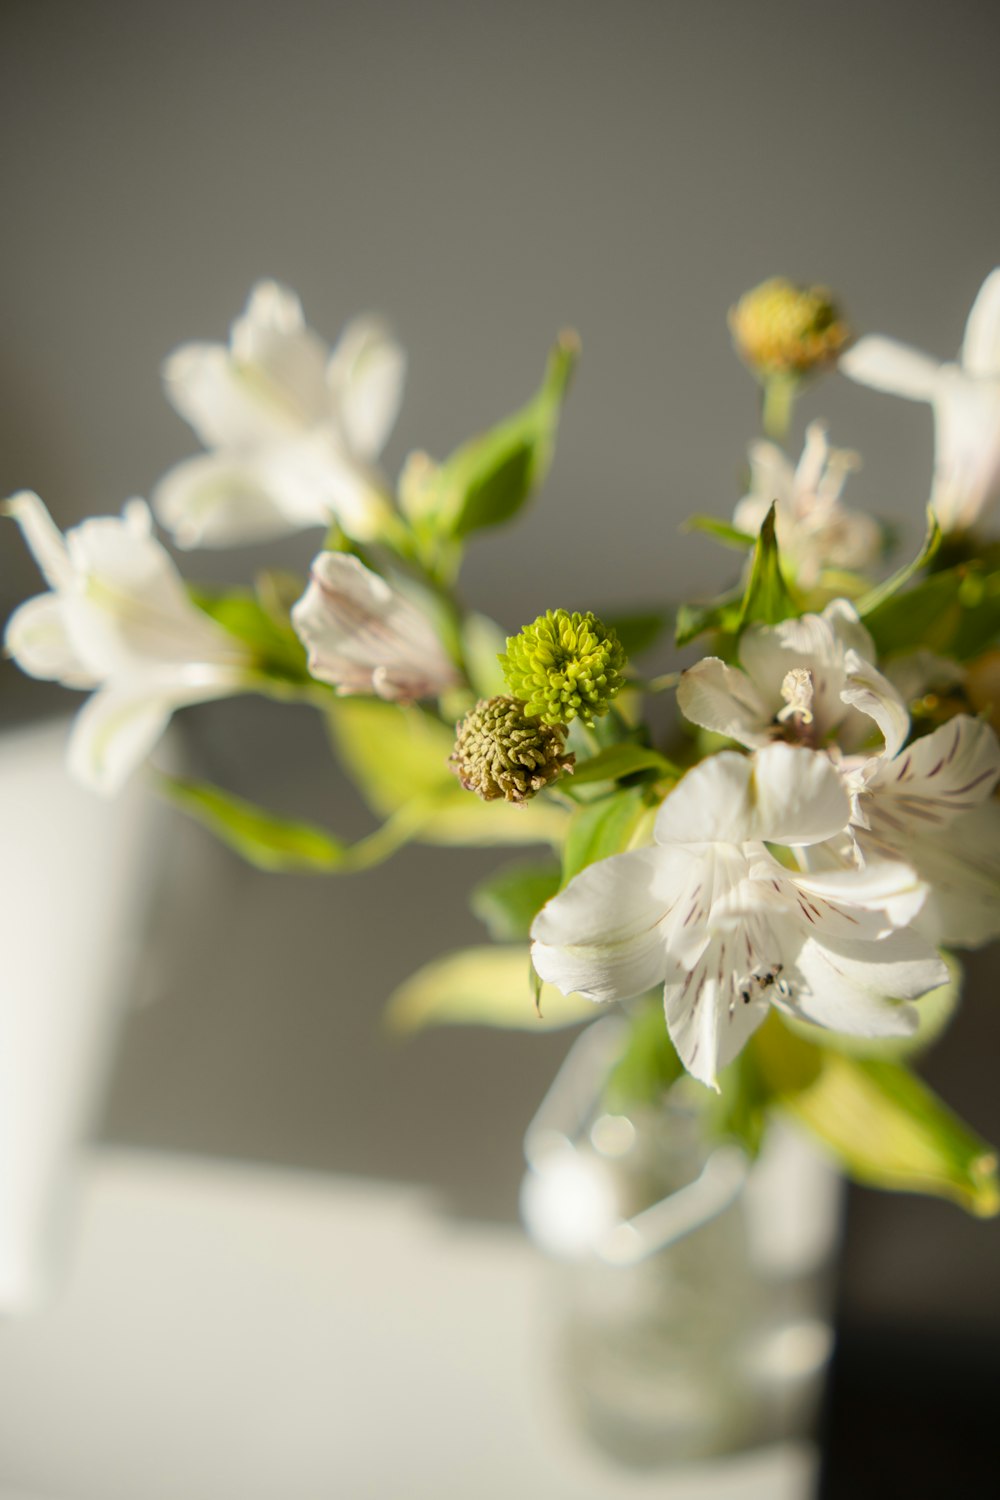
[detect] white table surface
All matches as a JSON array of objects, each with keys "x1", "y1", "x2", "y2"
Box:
[{"x1": 0, "y1": 1149, "x2": 818, "y2": 1500}]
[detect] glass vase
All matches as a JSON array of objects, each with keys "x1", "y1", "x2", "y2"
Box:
[{"x1": 520, "y1": 1017, "x2": 843, "y2": 1467}]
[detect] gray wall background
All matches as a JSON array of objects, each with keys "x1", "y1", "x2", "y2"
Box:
[{"x1": 2, "y1": 0, "x2": 999, "y2": 1332}]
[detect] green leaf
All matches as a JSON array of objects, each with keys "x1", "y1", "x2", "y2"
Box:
[
  {"x1": 189, "y1": 586, "x2": 310, "y2": 682},
  {"x1": 386, "y1": 945, "x2": 596, "y2": 1032},
  {"x1": 684, "y1": 516, "x2": 757, "y2": 551},
  {"x1": 327, "y1": 697, "x2": 568, "y2": 848},
  {"x1": 433, "y1": 331, "x2": 579, "y2": 540},
  {"x1": 570, "y1": 743, "x2": 680, "y2": 786},
  {"x1": 470, "y1": 860, "x2": 562, "y2": 941},
  {"x1": 781, "y1": 1052, "x2": 999, "y2": 1217},
  {"x1": 674, "y1": 585, "x2": 744, "y2": 648},
  {"x1": 603, "y1": 610, "x2": 671, "y2": 658},
  {"x1": 857, "y1": 507, "x2": 941, "y2": 619},
  {"x1": 562, "y1": 785, "x2": 648, "y2": 883},
  {"x1": 739, "y1": 502, "x2": 797, "y2": 628},
  {"x1": 159, "y1": 776, "x2": 345, "y2": 873},
  {"x1": 863, "y1": 561, "x2": 1000, "y2": 661}
]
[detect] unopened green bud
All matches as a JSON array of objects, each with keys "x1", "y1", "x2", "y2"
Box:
[
  {"x1": 450, "y1": 696, "x2": 574, "y2": 803},
  {"x1": 500, "y1": 609, "x2": 626, "y2": 727},
  {"x1": 729, "y1": 277, "x2": 850, "y2": 378}
]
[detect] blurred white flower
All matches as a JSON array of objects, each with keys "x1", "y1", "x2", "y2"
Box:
[
  {"x1": 154, "y1": 281, "x2": 405, "y2": 548},
  {"x1": 844, "y1": 714, "x2": 1000, "y2": 948},
  {"x1": 733, "y1": 423, "x2": 882, "y2": 588},
  {"x1": 291, "y1": 552, "x2": 460, "y2": 702},
  {"x1": 531, "y1": 744, "x2": 944, "y2": 1088},
  {"x1": 677, "y1": 600, "x2": 908, "y2": 759},
  {"x1": 4, "y1": 492, "x2": 251, "y2": 795},
  {"x1": 841, "y1": 268, "x2": 1000, "y2": 532}
]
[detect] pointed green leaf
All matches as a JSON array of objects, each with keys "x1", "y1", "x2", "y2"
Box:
[
  {"x1": 386, "y1": 945, "x2": 596, "y2": 1032},
  {"x1": 782, "y1": 1053, "x2": 998, "y2": 1217},
  {"x1": 470, "y1": 859, "x2": 562, "y2": 941},
  {"x1": 684, "y1": 516, "x2": 757, "y2": 550},
  {"x1": 739, "y1": 502, "x2": 797, "y2": 628},
  {"x1": 159, "y1": 776, "x2": 345, "y2": 872},
  {"x1": 433, "y1": 331, "x2": 579, "y2": 540},
  {"x1": 570, "y1": 743, "x2": 681, "y2": 786},
  {"x1": 562, "y1": 785, "x2": 648, "y2": 884}
]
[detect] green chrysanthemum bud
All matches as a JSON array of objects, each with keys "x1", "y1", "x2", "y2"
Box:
[
  {"x1": 499, "y1": 609, "x2": 627, "y2": 727},
  {"x1": 449, "y1": 696, "x2": 574, "y2": 804},
  {"x1": 729, "y1": 277, "x2": 851, "y2": 378}
]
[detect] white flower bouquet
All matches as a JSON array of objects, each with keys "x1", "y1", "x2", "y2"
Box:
[{"x1": 7, "y1": 273, "x2": 1000, "y2": 1219}]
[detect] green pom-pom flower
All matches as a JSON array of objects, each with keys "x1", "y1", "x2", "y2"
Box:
[
  {"x1": 499, "y1": 609, "x2": 627, "y2": 726},
  {"x1": 449, "y1": 696, "x2": 574, "y2": 804}
]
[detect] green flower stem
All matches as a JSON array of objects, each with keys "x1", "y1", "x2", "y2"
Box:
[
  {"x1": 338, "y1": 800, "x2": 435, "y2": 872},
  {"x1": 761, "y1": 374, "x2": 798, "y2": 443}
]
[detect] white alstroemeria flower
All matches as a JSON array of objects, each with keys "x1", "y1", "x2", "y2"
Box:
[
  {"x1": 677, "y1": 599, "x2": 908, "y2": 759},
  {"x1": 291, "y1": 552, "x2": 461, "y2": 702},
  {"x1": 154, "y1": 281, "x2": 405, "y2": 548},
  {"x1": 733, "y1": 423, "x2": 882, "y2": 588},
  {"x1": 532, "y1": 744, "x2": 945, "y2": 1088},
  {"x1": 4, "y1": 492, "x2": 251, "y2": 795},
  {"x1": 841, "y1": 268, "x2": 1000, "y2": 532},
  {"x1": 845, "y1": 714, "x2": 1000, "y2": 948}
]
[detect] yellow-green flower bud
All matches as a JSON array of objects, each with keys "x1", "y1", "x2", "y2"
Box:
[
  {"x1": 449, "y1": 696, "x2": 574, "y2": 803},
  {"x1": 729, "y1": 277, "x2": 851, "y2": 378},
  {"x1": 499, "y1": 609, "x2": 627, "y2": 727}
]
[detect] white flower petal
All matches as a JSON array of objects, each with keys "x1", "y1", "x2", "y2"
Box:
[
  {"x1": 655, "y1": 746, "x2": 849, "y2": 849},
  {"x1": 327, "y1": 316, "x2": 406, "y2": 459},
  {"x1": 66, "y1": 685, "x2": 173, "y2": 796},
  {"x1": 664, "y1": 928, "x2": 770, "y2": 1089},
  {"x1": 900, "y1": 804, "x2": 1000, "y2": 948},
  {"x1": 162, "y1": 281, "x2": 329, "y2": 449},
  {"x1": 4, "y1": 490, "x2": 74, "y2": 591},
  {"x1": 961, "y1": 267, "x2": 1000, "y2": 378},
  {"x1": 4, "y1": 593, "x2": 98, "y2": 687},
  {"x1": 819, "y1": 599, "x2": 877, "y2": 661},
  {"x1": 871, "y1": 714, "x2": 1000, "y2": 817},
  {"x1": 67, "y1": 665, "x2": 248, "y2": 796},
  {"x1": 790, "y1": 860, "x2": 928, "y2": 936},
  {"x1": 676, "y1": 657, "x2": 772, "y2": 747},
  {"x1": 745, "y1": 440, "x2": 793, "y2": 508},
  {"x1": 789, "y1": 939, "x2": 923, "y2": 1038},
  {"x1": 840, "y1": 336, "x2": 942, "y2": 402},
  {"x1": 63, "y1": 514, "x2": 241, "y2": 676},
  {"x1": 291, "y1": 552, "x2": 459, "y2": 701},
  {"x1": 153, "y1": 449, "x2": 327, "y2": 548},
  {"x1": 929, "y1": 369, "x2": 1000, "y2": 531},
  {"x1": 841, "y1": 650, "x2": 910, "y2": 759},
  {"x1": 530, "y1": 847, "x2": 679, "y2": 1004}
]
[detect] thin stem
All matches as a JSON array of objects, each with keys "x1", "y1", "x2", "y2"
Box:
[{"x1": 761, "y1": 374, "x2": 798, "y2": 444}]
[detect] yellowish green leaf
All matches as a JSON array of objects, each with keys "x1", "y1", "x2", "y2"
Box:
[{"x1": 386, "y1": 945, "x2": 597, "y2": 1032}]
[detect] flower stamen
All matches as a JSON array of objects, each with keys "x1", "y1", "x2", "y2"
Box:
[{"x1": 777, "y1": 667, "x2": 815, "y2": 726}]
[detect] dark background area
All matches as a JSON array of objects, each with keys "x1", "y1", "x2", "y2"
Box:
[{"x1": 2, "y1": 3, "x2": 999, "y2": 1491}]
